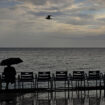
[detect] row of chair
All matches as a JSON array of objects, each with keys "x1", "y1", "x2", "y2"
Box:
[
  {"x1": 36, "y1": 71, "x2": 104, "y2": 89},
  {"x1": 0, "y1": 71, "x2": 105, "y2": 89}
]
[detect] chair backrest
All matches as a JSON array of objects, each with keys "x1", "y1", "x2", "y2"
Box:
[
  {"x1": 55, "y1": 71, "x2": 67, "y2": 79},
  {"x1": 38, "y1": 72, "x2": 51, "y2": 80},
  {"x1": 88, "y1": 71, "x2": 100, "y2": 79},
  {"x1": 73, "y1": 71, "x2": 85, "y2": 80},
  {"x1": 20, "y1": 72, "x2": 34, "y2": 82}
]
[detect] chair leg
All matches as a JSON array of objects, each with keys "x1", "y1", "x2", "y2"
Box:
[
  {"x1": 35, "y1": 80, "x2": 36, "y2": 89},
  {"x1": 22, "y1": 82, "x2": 23, "y2": 88},
  {"x1": 76, "y1": 81, "x2": 77, "y2": 88},
  {"x1": 68, "y1": 80, "x2": 69, "y2": 91},
  {"x1": 48, "y1": 81, "x2": 49, "y2": 89},
  {"x1": 99, "y1": 79, "x2": 101, "y2": 95},
  {"x1": 87, "y1": 80, "x2": 89, "y2": 95},
  {"x1": 37, "y1": 81, "x2": 38, "y2": 89},
  {"x1": 33, "y1": 81, "x2": 34, "y2": 88},
  {"x1": 54, "y1": 81, "x2": 55, "y2": 89},
  {"x1": 64, "y1": 80, "x2": 66, "y2": 89},
  {"x1": 71, "y1": 80, "x2": 73, "y2": 96},
  {"x1": 71, "y1": 81, "x2": 73, "y2": 90},
  {"x1": 96, "y1": 80, "x2": 97, "y2": 90},
  {"x1": 55, "y1": 81, "x2": 56, "y2": 90},
  {"x1": 31, "y1": 81, "x2": 32, "y2": 88},
  {"x1": 54, "y1": 81, "x2": 57, "y2": 98},
  {"x1": 84, "y1": 80, "x2": 85, "y2": 93},
  {"x1": 51, "y1": 80, "x2": 53, "y2": 91}
]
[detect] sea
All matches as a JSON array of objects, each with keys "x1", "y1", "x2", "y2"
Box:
[
  {"x1": 0, "y1": 48, "x2": 105, "y2": 105},
  {"x1": 0, "y1": 48, "x2": 105, "y2": 73}
]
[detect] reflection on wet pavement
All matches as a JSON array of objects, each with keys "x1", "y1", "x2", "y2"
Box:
[{"x1": 0, "y1": 91, "x2": 105, "y2": 105}]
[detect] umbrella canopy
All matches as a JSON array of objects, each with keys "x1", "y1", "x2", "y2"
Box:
[{"x1": 0, "y1": 58, "x2": 23, "y2": 66}]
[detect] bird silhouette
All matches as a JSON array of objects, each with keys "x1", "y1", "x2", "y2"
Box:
[{"x1": 46, "y1": 15, "x2": 52, "y2": 20}]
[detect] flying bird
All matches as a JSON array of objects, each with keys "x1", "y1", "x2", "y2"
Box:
[{"x1": 46, "y1": 15, "x2": 52, "y2": 20}]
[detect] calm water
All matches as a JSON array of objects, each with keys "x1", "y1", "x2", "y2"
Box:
[{"x1": 0, "y1": 48, "x2": 105, "y2": 73}]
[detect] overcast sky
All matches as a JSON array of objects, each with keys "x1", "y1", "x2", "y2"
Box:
[{"x1": 0, "y1": 0, "x2": 105, "y2": 47}]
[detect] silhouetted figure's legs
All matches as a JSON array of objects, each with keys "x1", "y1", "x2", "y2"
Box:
[{"x1": 6, "y1": 82, "x2": 9, "y2": 89}]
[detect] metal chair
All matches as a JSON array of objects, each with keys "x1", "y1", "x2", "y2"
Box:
[
  {"x1": 36, "y1": 71, "x2": 51, "y2": 89},
  {"x1": 70, "y1": 71, "x2": 86, "y2": 89},
  {"x1": 87, "y1": 71, "x2": 103, "y2": 88},
  {"x1": 54, "y1": 71, "x2": 69, "y2": 90},
  {"x1": 18, "y1": 72, "x2": 34, "y2": 88}
]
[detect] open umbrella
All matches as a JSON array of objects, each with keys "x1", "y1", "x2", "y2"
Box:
[{"x1": 0, "y1": 58, "x2": 23, "y2": 66}]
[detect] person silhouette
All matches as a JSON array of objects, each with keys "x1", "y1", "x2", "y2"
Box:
[{"x1": 3, "y1": 65, "x2": 16, "y2": 89}]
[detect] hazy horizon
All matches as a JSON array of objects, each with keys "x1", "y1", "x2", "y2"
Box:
[{"x1": 0, "y1": 45, "x2": 105, "y2": 48}]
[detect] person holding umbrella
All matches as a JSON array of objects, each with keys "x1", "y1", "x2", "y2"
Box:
[
  {"x1": 3, "y1": 64, "x2": 16, "y2": 89},
  {"x1": 0, "y1": 58, "x2": 23, "y2": 89}
]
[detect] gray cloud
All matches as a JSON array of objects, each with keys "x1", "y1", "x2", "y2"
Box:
[
  {"x1": 19, "y1": 0, "x2": 47, "y2": 5},
  {"x1": 89, "y1": 0, "x2": 105, "y2": 4},
  {"x1": 16, "y1": 0, "x2": 73, "y2": 5},
  {"x1": 97, "y1": 18, "x2": 105, "y2": 22}
]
